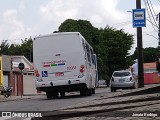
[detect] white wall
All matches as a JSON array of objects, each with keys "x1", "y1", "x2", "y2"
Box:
[
  {"x1": 23, "y1": 75, "x2": 37, "y2": 95},
  {"x1": 3, "y1": 75, "x2": 8, "y2": 87}
]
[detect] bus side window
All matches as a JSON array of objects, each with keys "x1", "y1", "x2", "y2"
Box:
[
  {"x1": 92, "y1": 55, "x2": 95, "y2": 65},
  {"x1": 92, "y1": 54, "x2": 97, "y2": 70},
  {"x1": 82, "y1": 39, "x2": 85, "y2": 54},
  {"x1": 86, "y1": 44, "x2": 91, "y2": 65},
  {"x1": 90, "y1": 49, "x2": 94, "y2": 64},
  {"x1": 82, "y1": 39, "x2": 88, "y2": 60}
]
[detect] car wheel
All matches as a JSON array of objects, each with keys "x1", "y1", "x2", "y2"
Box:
[
  {"x1": 132, "y1": 83, "x2": 136, "y2": 89},
  {"x1": 133, "y1": 81, "x2": 138, "y2": 89},
  {"x1": 114, "y1": 88, "x2": 117, "y2": 92},
  {"x1": 110, "y1": 87, "x2": 114, "y2": 92}
]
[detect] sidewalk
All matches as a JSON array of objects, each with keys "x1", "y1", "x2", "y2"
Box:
[{"x1": 0, "y1": 95, "x2": 36, "y2": 102}]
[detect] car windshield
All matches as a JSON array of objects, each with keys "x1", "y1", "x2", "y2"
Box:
[{"x1": 113, "y1": 72, "x2": 131, "y2": 77}]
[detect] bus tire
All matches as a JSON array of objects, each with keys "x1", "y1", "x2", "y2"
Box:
[
  {"x1": 80, "y1": 90, "x2": 86, "y2": 96},
  {"x1": 87, "y1": 89, "x2": 92, "y2": 96},
  {"x1": 53, "y1": 92, "x2": 59, "y2": 98},
  {"x1": 92, "y1": 88, "x2": 95, "y2": 94},
  {"x1": 60, "y1": 91, "x2": 65, "y2": 97},
  {"x1": 46, "y1": 92, "x2": 53, "y2": 99}
]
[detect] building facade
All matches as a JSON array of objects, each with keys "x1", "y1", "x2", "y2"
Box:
[
  {"x1": 11, "y1": 56, "x2": 37, "y2": 96},
  {"x1": 1, "y1": 55, "x2": 38, "y2": 96}
]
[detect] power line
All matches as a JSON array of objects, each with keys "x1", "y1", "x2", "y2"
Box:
[
  {"x1": 143, "y1": 30, "x2": 158, "y2": 34},
  {"x1": 148, "y1": 0, "x2": 157, "y2": 17},
  {"x1": 147, "y1": 0, "x2": 158, "y2": 27},
  {"x1": 144, "y1": 0, "x2": 158, "y2": 31}
]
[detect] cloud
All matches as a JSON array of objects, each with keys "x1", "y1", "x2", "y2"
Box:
[
  {"x1": 3, "y1": 9, "x2": 25, "y2": 39},
  {"x1": 19, "y1": 0, "x2": 26, "y2": 12},
  {"x1": 1, "y1": 9, "x2": 36, "y2": 44},
  {"x1": 0, "y1": 0, "x2": 130, "y2": 43},
  {"x1": 0, "y1": 0, "x2": 159, "y2": 50},
  {"x1": 39, "y1": 0, "x2": 128, "y2": 28}
]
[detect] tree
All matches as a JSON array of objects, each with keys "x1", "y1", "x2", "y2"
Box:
[
  {"x1": 0, "y1": 37, "x2": 33, "y2": 62},
  {"x1": 0, "y1": 40, "x2": 9, "y2": 55},
  {"x1": 20, "y1": 37, "x2": 33, "y2": 62},
  {"x1": 59, "y1": 19, "x2": 99, "y2": 47},
  {"x1": 8, "y1": 44, "x2": 21, "y2": 55},
  {"x1": 100, "y1": 27, "x2": 134, "y2": 78},
  {"x1": 132, "y1": 47, "x2": 160, "y2": 63}
]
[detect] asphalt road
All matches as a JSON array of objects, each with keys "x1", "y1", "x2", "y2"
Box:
[
  {"x1": 1, "y1": 84, "x2": 160, "y2": 120},
  {"x1": 0, "y1": 87, "x2": 117, "y2": 111}
]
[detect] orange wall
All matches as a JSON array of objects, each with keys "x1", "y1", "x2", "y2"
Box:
[{"x1": 144, "y1": 72, "x2": 160, "y2": 84}]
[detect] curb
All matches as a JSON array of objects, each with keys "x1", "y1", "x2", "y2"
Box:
[{"x1": 0, "y1": 96, "x2": 32, "y2": 102}]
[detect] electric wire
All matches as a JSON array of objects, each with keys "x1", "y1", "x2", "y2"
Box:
[
  {"x1": 144, "y1": 0, "x2": 157, "y2": 31},
  {"x1": 148, "y1": 0, "x2": 158, "y2": 27},
  {"x1": 149, "y1": 0, "x2": 158, "y2": 17},
  {"x1": 144, "y1": 0, "x2": 155, "y2": 31}
]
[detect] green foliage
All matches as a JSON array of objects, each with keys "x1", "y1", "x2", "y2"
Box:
[
  {"x1": 0, "y1": 40, "x2": 9, "y2": 55},
  {"x1": 0, "y1": 37, "x2": 33, "y2": 62},
  {"x1": 132, "y1": 47, "x2": 160, "y2": 63},
  {"x1": 20, "y1": 37, "x2": 33, "y2": 62},
  {"x1": 59, "y1": 19, "x2": 99, "y2": 47},
  {"x1": 100, "y1": 27, "x2": 134, "y2": 77}
]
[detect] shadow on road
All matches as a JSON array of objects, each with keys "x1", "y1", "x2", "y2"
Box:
[{"x1": 117, "y1": 85, "x2": 160, "y2": 97}]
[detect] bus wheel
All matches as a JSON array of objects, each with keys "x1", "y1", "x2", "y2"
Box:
[
  {"x1": 92, "y1": 88, "x2": 95, "y2": 94},
  {"x1": 46, "y1": 92, "x2": 53, "y2": 99},
  {"x1": 60, "y1": 91, "x2": 65, "y2": 97},
  {"x1": 87, "y1": 89, "x2": 92, "y2": 96},
  {"x1": 53, "y1": 92, "x2": 59, "y2": 98},
  {"x1": 80, "y1": 90, "x2": 86, "y2": 96}
]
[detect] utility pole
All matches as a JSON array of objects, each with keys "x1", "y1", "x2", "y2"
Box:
[
  {"x1": 159, "y1": 13, "x2": 160, "y2": 45},
  {"x1": 136, "y1": 0, "x2": 144, "y2": 87}
]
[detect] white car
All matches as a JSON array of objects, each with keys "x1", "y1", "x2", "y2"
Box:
[{"x1": 110, "y1": 70, "x2": 137, "y2": 92}]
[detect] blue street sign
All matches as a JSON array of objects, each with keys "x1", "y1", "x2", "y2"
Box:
[{"x1": 132, "y1": 9, "x2": 146, "y2": 28}]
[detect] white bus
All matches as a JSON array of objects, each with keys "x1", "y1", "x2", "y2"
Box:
[{"x1": 33, "y1": 32, "x2": 97, "y2": 99}]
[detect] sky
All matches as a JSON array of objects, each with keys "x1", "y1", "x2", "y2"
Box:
[{"x1": 0, "y1": 0, "x2": 160, "y2": 54}]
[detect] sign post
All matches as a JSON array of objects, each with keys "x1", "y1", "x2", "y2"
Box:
[
  {"x1": 132, "y1": 2, "x2": 146, "y2": 88},
  {"x1": 18, "y1": 63, "x2": 25, "y2": 98}
]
